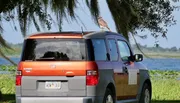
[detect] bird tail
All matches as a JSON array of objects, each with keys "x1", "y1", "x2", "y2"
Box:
[{"x1": 107, "y1": 26, "x2": 111, "y2": 31}]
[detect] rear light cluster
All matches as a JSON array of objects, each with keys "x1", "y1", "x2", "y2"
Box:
[
  {"x1": 16, "y1": 70, "x2": 22, "y2": 86},
  {"x1": 86, "y1": 70, "x2": 99, "y2": 86}
]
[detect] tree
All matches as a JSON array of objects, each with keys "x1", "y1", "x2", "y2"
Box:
[
  {"x1": 0, "y1": 0, "x2": 179, "y2": 64},
  {"x1": 170, "y1": 46, "x2": 178, "y2": 52}
]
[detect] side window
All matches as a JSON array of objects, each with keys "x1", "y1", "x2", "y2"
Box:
[
  {"x1": 92, "y1": 39, "x2": 107, "y2": 61},
  {"x1": 117, "y1": 40, "x2": 131, "y2": 61},
  {"x1": 108, "y1": 39, "x2": 118, "y2": 61}
]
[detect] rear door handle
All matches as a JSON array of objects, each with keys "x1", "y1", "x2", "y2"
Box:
[{"x1": 66, "y1": 72, "x2": 75, "y2": 77}]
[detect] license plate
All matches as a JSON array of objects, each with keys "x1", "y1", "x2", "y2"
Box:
[{"x1": 45, "y1": 81, "x2": 61, "y2": 89}]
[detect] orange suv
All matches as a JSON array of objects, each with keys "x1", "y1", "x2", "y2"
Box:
[{"x1": 16, "y1": 31, "x2": 152, "y2": 103}]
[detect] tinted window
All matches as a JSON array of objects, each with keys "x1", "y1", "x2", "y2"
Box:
[
  {"x1": 22, "y1": 39, "x2": 86, "y2": 61},
  {"x1": 117, "y1": 40, "x2": 131, "y2": 61},
  {"x1": 91, "y1": 39, "x2": 107, "y2": 61},
  {"x1": 108, "y1": 39, "x2": 118, "y2": 61}
]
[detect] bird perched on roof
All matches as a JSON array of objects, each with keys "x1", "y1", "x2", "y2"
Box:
[{"x1": 98, "y1": 17, "x2": 111, "y2": 31}]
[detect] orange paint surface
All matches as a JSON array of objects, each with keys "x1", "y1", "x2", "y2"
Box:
[
  {"x1": 18, "y1": 61, "x2": 98, "y2": 76},
  {"x1": 27, "y1": 32, "x2": 93, "y2": 39},
  {"x1": 28, "y1": 35, "x2": 83, "y2": 39}
]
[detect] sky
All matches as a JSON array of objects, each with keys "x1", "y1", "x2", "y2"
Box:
[{"x1": 2, "y1": 0, "x2": 180, "y2": 48}]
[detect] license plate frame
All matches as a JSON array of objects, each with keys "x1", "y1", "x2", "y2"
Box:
[{"x1": 45, "y1": 81, "x2": 61, "y2": 89}]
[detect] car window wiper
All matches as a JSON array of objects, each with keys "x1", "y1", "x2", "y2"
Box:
[
  {"x1": 40, "y1": 57, "x2": 55, "y2": 59},
  {"x1": 36, "y1": 57, "x2": 56, "y2": 61}
]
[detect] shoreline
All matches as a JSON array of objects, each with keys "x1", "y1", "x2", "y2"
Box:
[
  {"x1": 0, "y1": 56, "x2": 20, "y2": 58},
  {"x1": 2, "y1": 51, "x2": 180, "y2": 59}
]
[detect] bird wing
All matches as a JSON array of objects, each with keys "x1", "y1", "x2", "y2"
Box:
[
  {"x1": 98, "y1": 18, "x2": 111, "y2": 31},
  {"x1": 98, "y1": 19, "x2": 108, "y2": 26}
]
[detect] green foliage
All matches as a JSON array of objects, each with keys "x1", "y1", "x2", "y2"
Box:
[
  {"x1": 150, "y1": 70, "x2": 180, "y2": 100},
  {"x1": 0, "y1": 0, "x2": 178, "y2": 39},
  {"x1": 0, "y1": 65, "x2": 16, "y2": 72},
  {"x1": 132, "y1": 43, "x2": 180, "y2": 53},
  {"x1": 152, "y1": 78, "x2": 180, "y2": 100},
  {"x1": 106, "y1": 0, "x2": 178, "y2": 39},
  {"x1": 0, "y1": 75, "x2": 15, "y2": 94},
  {"x1": 132, "y1": 43, "x2": 180, "y2": 58},
  {"x1": 150, "y1": 70, "x2": 180, "y2": 79},
  {"x1": 0, "y1": 75, "x2": 15, "y2": 103}
]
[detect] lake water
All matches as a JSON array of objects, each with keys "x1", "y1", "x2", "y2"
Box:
[{"x1": 0, "y1": 57, "x2": 180, "y2": 71}]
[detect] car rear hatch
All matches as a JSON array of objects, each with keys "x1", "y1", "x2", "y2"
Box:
[{"x1": 17, "y1": 38, "x2": 87, "y2": 97}]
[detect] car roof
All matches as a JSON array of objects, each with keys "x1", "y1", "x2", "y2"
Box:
[{"x1": 26, "y1": 31, "x2": 125, "y2": 39}]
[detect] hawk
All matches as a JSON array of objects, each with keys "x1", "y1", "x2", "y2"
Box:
[{"x1": 98, "y1": 17, "x2": 111, "y2": 31}]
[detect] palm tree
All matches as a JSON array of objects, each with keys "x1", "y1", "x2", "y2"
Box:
[{"x1": 0, "y1": 0, "x2": 177, "y2": 65}]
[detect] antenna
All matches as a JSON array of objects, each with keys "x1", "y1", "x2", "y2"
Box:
[{"x1": 81, "y1": 26, "x2": 84, "y2": 35}]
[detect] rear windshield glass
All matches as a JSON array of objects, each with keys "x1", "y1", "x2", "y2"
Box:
[{"x1": 21, "y1": 39, "x2": 86, "y2": 61}]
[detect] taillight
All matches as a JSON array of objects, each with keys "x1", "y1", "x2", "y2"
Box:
[
  {"x1": 86, "y1": 70, "x2": 99, "y2": 86},
  {"x1": 16, "y1": 70, "x2": 22, "y2": 86}
]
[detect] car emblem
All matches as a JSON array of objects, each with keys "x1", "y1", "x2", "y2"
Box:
[{"x1": 50, "y1": 65, "x2": 56, "y2": 69}]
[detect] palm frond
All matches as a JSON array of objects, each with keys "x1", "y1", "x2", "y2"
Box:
[
  {"x1": 42, "y1": 0, "x2": 48, "y2": 12},
  {"x1": 67, "y1": 0, "x2": 76, "y2": 18},
  {"x1": 0, "y1": 34, "x2": 12, "y2": 50},
  {"x1": 0, "y1": 49, "x2": 17, "y2": 65},
  {"x1": 86, "y1": 0, "x2": 99, "y2": 24},
  {"x1": 0, "y1": 13, "x2": 16, "y2": 65},
  {"x1": 32, "y1": 15, "x2": 40, "y2": 32},
  {"x1": 85, "y1": 0, "x2": 90, "y2": 8},
  {"x1": 0, "y1": 14, "x2": 3, "y2": 32},
  {"x1": 0, "y1": 33, "x2": 16, "y2": 65},
  {"x1": 17, "y1": 5, "x2": 27, "y2": 37},
  {"x1": 49, "y1": 0, "x2": 69, "y2": 31},
  {"x1": 131, "y1": 33, "x2": 150, "y2": 58},
  {"x1": 0, "y1": 24, "x2": 3, "y2": 33},
  {"x1": 106, "y1": 0, "x2": 139, "y2": 40}
]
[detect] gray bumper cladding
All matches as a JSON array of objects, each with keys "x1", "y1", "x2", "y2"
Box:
[{"x1": 16, "y1": 97, "x2": 94, "y2": 103}]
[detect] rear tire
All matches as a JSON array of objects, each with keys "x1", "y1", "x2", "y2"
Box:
[
  {"x1": 103, "y1": 88, "x2": 115, "y2": 103},
  {"x1": 139, "y1": 83, "x2": 151, "y2": 103}
]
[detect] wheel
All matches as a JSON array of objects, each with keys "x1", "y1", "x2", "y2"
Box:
[
  {"x1": 139, "y1": 83, "x2": 151, "y2": 103},
  {"x1": 103, "y1": 88, "x2": 115, "y2": 103}
]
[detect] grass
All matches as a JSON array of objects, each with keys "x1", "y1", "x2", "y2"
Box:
[
  {"x1": 145, "y1": 52, "x2": 180, "y2": 58},
  {"x1": 0, "y1": 71, "x2": 180, "y2": 103},
  {"x1": 150, "y1": 70, "x2": 180, "y2": 101},
  {"x1": 0, "y1": 65, "x2": 16, "y2": 72},
  {"x1": 0, "y1": 75, "x2": 15, "y2": 103},
  {"x1": 134, "y1": 50, "x2": 180, "y2": 59},
  {"x1": 152, "y1": 78, "x2": 180, "y2": 100},
  {"x1": 150, "y1": 71, "x2": 180, "y2": 103}
]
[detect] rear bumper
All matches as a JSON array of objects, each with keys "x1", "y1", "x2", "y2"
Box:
[{"x1": 16, "y1": 97, "x2": 102, "y2": 103}]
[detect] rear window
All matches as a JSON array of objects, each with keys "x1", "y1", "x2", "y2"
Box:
[{"x1": 21, "y1": 39, "x2": 86, "y2": 61}]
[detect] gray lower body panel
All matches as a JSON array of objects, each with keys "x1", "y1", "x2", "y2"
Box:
[
  {"x1": 16, "y1": 96, "x2": 103, "y2": 103},
  {"x1": 21, "y1": 76, "x2": 86, "y2": 97}
]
